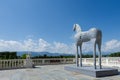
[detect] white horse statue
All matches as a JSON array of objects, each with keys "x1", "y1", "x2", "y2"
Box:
[{"x1": 73, "y1": 24, "x2": 102, "y2": 69}]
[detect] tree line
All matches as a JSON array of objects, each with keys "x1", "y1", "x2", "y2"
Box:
[
  {"x1": 0, "y1": 52, "x2": 17, "y2": 59},
  {"x1": 0, "y1": 52, "x2": 120, "y2": 59},
  {"x1": 109, "y1": 52, "x2": 120, "y2": 57},
  {"x1": 32, "y1": 52, "x2": 120, "y2": 59}
]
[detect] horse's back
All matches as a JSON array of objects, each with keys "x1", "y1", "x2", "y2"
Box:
[
  {"x1": 89, "y1": 28, "x2": 97, "y2": 32},
  {"x1": 89, "y1": 28, "x2": 102, "y2": 39}
]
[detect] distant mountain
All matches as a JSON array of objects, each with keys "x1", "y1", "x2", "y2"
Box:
[
  {"x1": 82, "y1": 51, "x2": 110, "y2": 55},
  {"x1": 17, "y1": 51, "x2": 74, "y2": 57},
  {"x1": 17, "y1": 51, "x2": 109, "y2": 57}
]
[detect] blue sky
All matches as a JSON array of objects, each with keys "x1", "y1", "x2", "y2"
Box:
[{"x1": 0, "y1": 0, "x2": 120, "y2": 53}]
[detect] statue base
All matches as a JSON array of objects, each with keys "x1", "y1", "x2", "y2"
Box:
[
  {"x1": 24, "y1": 59, "x2": 34, "y2": 68},
  {"x1": 64, "y1": 65, "x2": 118, "y2": 77}
]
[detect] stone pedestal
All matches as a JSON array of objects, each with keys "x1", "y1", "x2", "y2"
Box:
[
  {"x1": 24, "y1": 59, "x2": 34, "y2": 68},
  {"x1": 24, "y1": 54, "x2": 34, "y2": 68},
  {"x1": 64, "y1": 65, "x2": 119, "y2": 77}
]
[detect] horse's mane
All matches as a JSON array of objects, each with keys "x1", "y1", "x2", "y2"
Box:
[{"x1": 75, "y1": 24, "x2": 82, "y2": 32}]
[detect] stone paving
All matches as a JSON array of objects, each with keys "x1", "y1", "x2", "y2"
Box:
[{"x1": 0, "y1": 64, "x2": 120, "y2": 80}]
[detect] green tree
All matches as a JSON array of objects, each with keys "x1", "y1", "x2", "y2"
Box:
[
  {"x1": 0, "y1": 52, "x2": 17, "y2": 59},
  {"x1": 43, "y1": 54, "x2": 47, "y2": 58},
  {"x1": 21, "y1": 54, "x2": 27, "y2": 59},
  {"x1": 109, "y1": 52, "x2": 120, "y2": 57}
]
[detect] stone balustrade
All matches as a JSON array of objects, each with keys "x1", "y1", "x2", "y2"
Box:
[
  {"x1": 0, "y1": 59, "x2": 25, "y2": 69},
  {"x1": 0, "y1": 57, "x2": 120, "y2": 70},
  {"x1": 0, "y1": 58, "x2": 74, "y2": 69},
  {"x1": 82, "y1": 57, "x2": 120, "y2": 68},
  {"x1": 32, "y1": 58, "x2": 74, "y2": 65}
]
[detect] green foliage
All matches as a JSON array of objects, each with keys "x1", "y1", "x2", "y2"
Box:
[
  {"x1": 21, "y1": 54, "x2": 27, "y2": 59},
  {"x1": 32, "y1": 54, "x2": 75, "y2": 59},
  {"x1": 43, "y1": 54, "x2": 47, "y2": 58},
  {"x1": 0, "y1": 51, "x2": 120, "y2": 59},
  {"x1": 0, "y1": 52, "x2": 17, "y2": 59},
  {"x1": 20, "y1": 52, "x2": 120, "y2": 59},
  {"x1": 109, "y1": 52, "x2": 120, "y2": 57},
  {"x1": 82, "y1": 54, "x2": 93, "y2": 58}
]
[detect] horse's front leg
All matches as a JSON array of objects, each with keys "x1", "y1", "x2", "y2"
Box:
[
  {"x1": 76, "y1": 45, "x2": 79, "y2": 67},
  {"x1": 79, "y1": 44, "x2": 82, "y2": 67},
  {"x1": 94, "y1": 41, "x2": 97, "y2": 69}
]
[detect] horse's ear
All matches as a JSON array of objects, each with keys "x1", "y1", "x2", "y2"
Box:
[
  {"x1": 76, "y1": 24, "x2": 82, "y2": 31},
  {"x1": 73, "y1": 24, "x2": 76, "y2": 31}
]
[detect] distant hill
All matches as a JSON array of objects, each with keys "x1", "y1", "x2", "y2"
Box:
[
  {"x1": 81, "y1": 51, "x2": 110, "y2": 56},
  {"x1": 17, "y1": 51, "x2": 74, "y2": 57},
  {"x1": 17, "y1": 51, "x2": 109, "y2": 57}
]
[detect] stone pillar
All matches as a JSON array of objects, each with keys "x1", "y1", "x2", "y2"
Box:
[
  {"x1": 0, "y1": 61, "x2": 1, "y2": 69},
  {"x1": 42, "y1": 59, "x2": 45, "y2": 64},
  {"x1": 12, "y1": 60, "x2": 14, "y2": 68}
]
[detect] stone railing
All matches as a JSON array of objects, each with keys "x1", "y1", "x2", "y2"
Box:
[
  {"x1": 0, "y1": 58, "x2": 74, "y2": 69},
  {"x1": 0, "y1": 57, "x2": 120, "y2": 70},
  {"x1": 82, "y1": 57, "x2": 120, "y2": 68},
  {"x1": 0, "y1": 59, "x2": 25, "y2": 70},
  {"x1": 32, "y1": 58, "x2": 74, "y2": 65}
]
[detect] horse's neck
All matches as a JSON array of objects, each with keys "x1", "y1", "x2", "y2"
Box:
[
  {"x1": 76, "y1": 30, "x2": 81, "y2": 33},
  {"x1": 74, "y1": 31, "x2": 82, "y2": 39},
  {"x1": 76, "y1": 27, "x2": 81, "y2": 32},
  {"x1": 75, "y1": 24, "x2": 81, "y2": 32}
]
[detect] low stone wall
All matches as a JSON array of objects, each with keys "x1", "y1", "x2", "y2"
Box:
[
  {"x1": 82, "y1": 57, "x2": 120, "y2": 68},
  {"x1": 0, "y1": 58, "x2": 74, "y2": 69},
  {"x1": 0, "y1": 57, "x2": 120, "y2": 70},
  {"x1": 0, "y1": 59, "x2": 25, "y2": 69},
  {"x1": 32, "y1": 58, "x2": 74, "y2": 65}
]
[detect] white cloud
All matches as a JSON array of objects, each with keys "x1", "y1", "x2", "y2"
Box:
[
  {"x1": 0, "y1": 40, "x2": 23, "y2": 51},
  {"x1": 23, "y1": 39, "x2": 37, "y2": 51},
  {"x1": 35, "y1": 38, "x2": 51, "y2": 52},
  {"x1": 80, "y1": 39, "x2": 120, "y2": 53},
  {"x1": 102, "y1": 39, "x2": 120, "y2": 52},
  {"x1": 52, "y1": 42, "x2": 70, "y2": 53},
  {"x1": 0, "y1": 38, "x2": 120, "y2": 54},
  {"x1": 82, "y1": 40, "x2": 94, "y2": 53}
]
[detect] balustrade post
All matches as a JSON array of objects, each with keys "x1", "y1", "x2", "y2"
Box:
[
  {"x1": 3, "y1": 61, "x2": 5, "y2": 69},
  {"x1": 5, "y1": 61, "x2": 8, "y2": 68},
  {"x1": 106, "y1": 58, "x2": 109, "y2": 66},
  {"x1": 16, "y1": 60, "x2": 18, "y2": 68},
  {"x1": 4, "y1": 61, "x2": 6, "y2": 69},
  {"x1": 0, "y1": 61, "x2": 1, "y2": 69},
  {"x1": 42, "y1": 59, "x2": 45, "y2": 64},
  {"x1": 8, "y1": 61, "x2": 9, "y2": 68},
  {"x1": 19, "y1": 60, "x2": 21, "y2": 67},
  {"x1": 12, "y1": 60, "x2": 14, "y2": 68},
  {"x1": 14, "y1": 60, "x2": 16, "y2": 68},
  {"x1": 64, "y1": 58, "x2": 66, "y2": 64}
]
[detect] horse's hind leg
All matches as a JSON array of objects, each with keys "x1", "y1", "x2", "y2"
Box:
[
  {"x1": 76, "y1": 45, "x2": 79, "y2": 67},
  {"x1": 98, "y1": 41, "x2": 102, "y2": 69},
  {"x1": 79, "y1": 44, "x2": 82, "y2": 67},
  {"x1": 97, "y1": 30, "x2": 102, "y2": 69}
]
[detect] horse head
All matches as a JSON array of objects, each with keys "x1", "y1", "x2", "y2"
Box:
[{"x1": 73, "y1": 24, "x2": 81, "y2": 32}]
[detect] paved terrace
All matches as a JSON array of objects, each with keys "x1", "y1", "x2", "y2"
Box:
[{"x1": 0, "y1": 64, "x2": 120, "y2": 80}]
